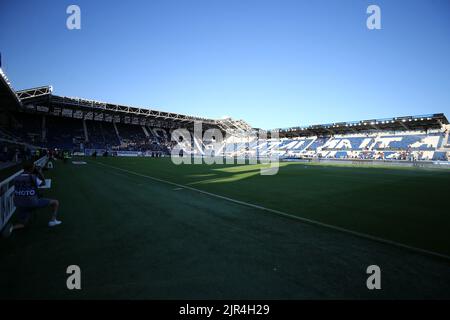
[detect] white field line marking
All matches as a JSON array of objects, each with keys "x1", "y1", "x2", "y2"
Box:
[{"x1": 94, "y1": 161, "x2": 450, "y2": 261}]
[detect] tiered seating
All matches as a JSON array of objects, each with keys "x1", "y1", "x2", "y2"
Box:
[
  {"x1": 305, "y1": 138, "x2": 327, "y2": 150},
  {"x1": 321, "y1": 137, "x2": 374, "y2": 150},
  {"x1": 113, "y1": 124, "x2": 171, "y2": 153},
  {"x1": 334, "y1": 151, "x2": 348, "y2": 158},
  {"x1": 373, "y1": 134, "x2": 442, "y2": 150},
  {"x1": 0, "y1": 127, "x2": 21, "y2": 142},
  {"x1": 4, "y1": 110, "x2": 448, "y2": 160},
  {"x1": 224, "y1": 131, "x2": 448, "y2": 161},
  {"x1": 45, "y1": 116, "x2": 84, "y2": 149},
  {"x1": 86, "y1": 121, "x2": 120, "y2": 149},
  {"x1": 8, "y1": 113, "x2": 42, "y2": 145},
  {"x1": 409, "y1": 134, "x2": 442, "y2": 150},
  {"x1": 433, "y1": 152, "x2": 447, "y2": 161},
  {"x1": 116, "y1": 123, "x2": 147, "y2": 144}
]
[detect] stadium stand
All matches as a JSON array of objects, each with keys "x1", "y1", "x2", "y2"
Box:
[
  {"x1": 85, "y1": 120, "x2": 120, "y2": 149},
  {"x1": 45, "y1": 116, "x2": 84, "y2": 150},
  {"x1": 115, "y1": 122, "x2": 148, "y2": 149},
  {"x1": 2, "y1": 104, "x2": 450, "y2": 162},
  {"x1": 0, "y1": 65, "x2": 449, "y2": 163},
  {"x1": 221, "y1": 117, "x2": 450, "y2": 162}
]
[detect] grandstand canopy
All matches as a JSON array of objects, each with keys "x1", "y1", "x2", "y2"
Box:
[
  {"x1": 15, "y1": 85, "x2": 230, "y2": 129},
  {"x1": 14, "y1": 85, "x2": 253, "y2": 133},
  {"x1": 0, "y1": 68, "x2": 22, "y2": 110},
  {"x1": 278, "y1": 114, "x2": 449, "y2": 138}
]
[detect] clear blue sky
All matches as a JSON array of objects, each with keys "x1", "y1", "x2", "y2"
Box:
[{"x1": 1, "y1": 0, "x2": 449, "y2": 129}]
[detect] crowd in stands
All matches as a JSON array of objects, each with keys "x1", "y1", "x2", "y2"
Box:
[
  {"x1": 2, "y1": 112, "x2": 449, "y2": 162},
  {"x1": 221, "y1": 130, "x2": 450, "y2": 161},
  {"x1": 1, "y1": 113, "x2": 173, "y2": 156},
  {"x1": 85, "y1": 121, "x2": 120, "y2": 150}
]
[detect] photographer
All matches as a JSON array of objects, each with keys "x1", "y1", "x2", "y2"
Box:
[{"x1": 5, "y1": 161, "x2": 62, "y2": 236}]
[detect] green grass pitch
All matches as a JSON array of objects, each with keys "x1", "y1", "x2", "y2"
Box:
[{"x1": 1, "y1": 157, "x2": 450, "y2": 299}]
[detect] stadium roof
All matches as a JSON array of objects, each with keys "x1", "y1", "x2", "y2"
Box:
[
  {"x1": 15, "y1": 85, "x2": 448, "y2": 135},
  {"x1": 277, "y1": 113, "x2": 449, "y2": 138},
  {"x1": 13, "y1": 82, "x2": 253, "y2": 133},
  {"x1": 0, "y1": 68, "x2": 22, "y2": 110},
  {"x1": 16, "y1": 85, "x2": 219, "y2": 125}
]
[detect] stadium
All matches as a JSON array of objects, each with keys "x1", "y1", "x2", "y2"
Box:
[
  {"x1": 1, "y1": 1, "x2": 450, "y2": 302},
  {"x1": 1, "y1": 64, "x2": 450, "y2": 299}
]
